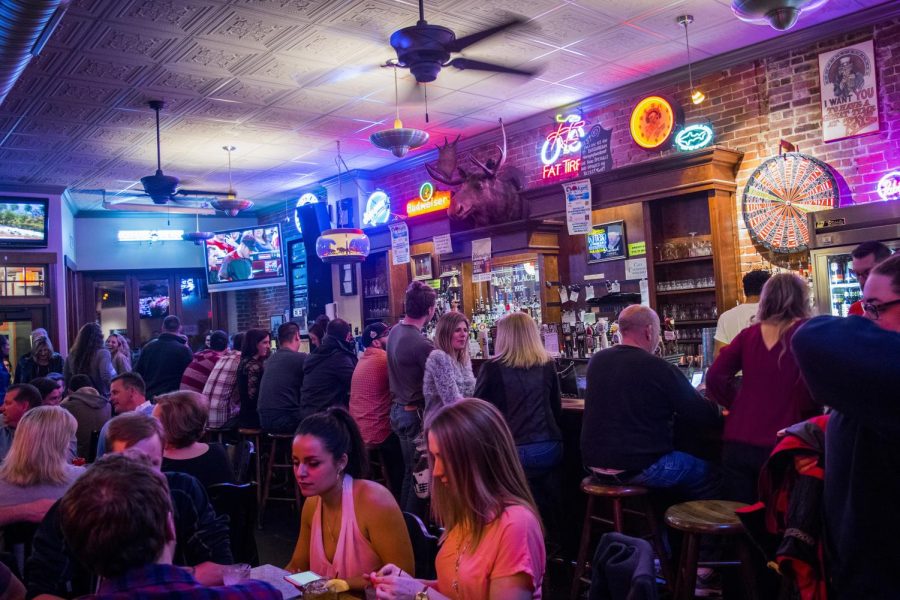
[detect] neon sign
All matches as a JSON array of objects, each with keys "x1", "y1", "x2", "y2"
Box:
[
  {"x1": 540, "y1": 113, "x2": 587, "y2": 180},
  {"x1": 674, "y1": 124, "x2": 714, "y2": 151},
  {"x1": 406, "y1": 182, "x2": 450, "y2": 217},
  {"x1": 876, "y1": 171, "x2": 900, "y2": 201},
  {"x1": 294, "y1": 192, "x2": 321, "y2": 234},
  {"x1": 362, "y1": 190, "x2": 391, "y2": 227}
]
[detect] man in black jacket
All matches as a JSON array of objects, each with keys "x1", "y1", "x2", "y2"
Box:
[
  {"x1": 25, "y1": 413, "x2": 233, "y2": 596},
  {"x1": 258, "y1": 322, "x2": 307, "y2": 433},
  {"x1": 581, "y1": 305, "x2": 721, "y2": 500},
  {"x1": 134, "y1": 315, "x2": 193, "y2": 400},
  {"x1": 299, "y1": 318, "x2": 357, "y2": 420}
]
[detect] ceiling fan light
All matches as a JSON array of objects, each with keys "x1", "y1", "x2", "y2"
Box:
[
  {"x1": 691, "y1": 89, "x2": 706, "y2": 104},
  {"x1": 370, "y1": 127, "x2": 430, "y2": 158},
  {"x1": 766, "y1": 7, "x2": 800, "y2": 29}
]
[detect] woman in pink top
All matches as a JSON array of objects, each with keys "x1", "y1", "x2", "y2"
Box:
[
  {"x1": 707, "y1": 273, "x2": 820, "y2": 504},
  {"x1": 286, "y1": 408, "x2": 413, "y2": 592},
  {"x1": 369, "y1": 398, "x2": 546, "y2": 599}
]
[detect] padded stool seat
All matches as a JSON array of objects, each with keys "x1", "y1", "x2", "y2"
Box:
[
  {"x1": 664, "y1": 500, "x2": 757, "y2": 600},
  {"x1": 571, "y1": 477, "x2": 671, "y2": 600}
]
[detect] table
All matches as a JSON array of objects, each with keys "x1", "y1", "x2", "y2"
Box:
[{"x1": 248, "y1": 565, "x2": 359, "y2": 599}]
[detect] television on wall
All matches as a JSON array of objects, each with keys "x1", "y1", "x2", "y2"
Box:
[
  {"x1": 204, "y1": 224, "x2": 286, "y2": 293},
  {"x1": 0, "y1": 198, "x2": 49, "y2": 248}
]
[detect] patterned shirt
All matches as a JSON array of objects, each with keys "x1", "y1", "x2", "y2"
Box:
[
  {"x1": 85, "y1": 563, "x2": 280, "y2": 599},
  {"x1": 203, "y1": 350, "x2": 241, "y2": 429},
  {"x1": 180, "y1": 349, "x2": 225, "y2": 394},
  {"x1": 349, "y1": 346, "x2": 392, "y2": 445}
]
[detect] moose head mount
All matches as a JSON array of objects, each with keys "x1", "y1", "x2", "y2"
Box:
[{"x1": 424, "y1": 119, "x2": 524, "y2": 228}]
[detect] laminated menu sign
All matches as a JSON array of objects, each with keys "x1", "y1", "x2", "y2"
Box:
[
  {"x1": 389, "y1": 222, "x2": 409, "y2": 265},
  {"x1": 471, "y1": 237, "x2": 492, "y2": 283},
  {"x1": 581, "y1": 125, "x2": 613, "y2": 176},
  {"x1": 563, "y1": 179, "x2": 592, "y2": 235}
]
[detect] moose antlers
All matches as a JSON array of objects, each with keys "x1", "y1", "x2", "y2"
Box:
[{"x1": 424, "y1": 119, "x2": 508, "y2": 185}]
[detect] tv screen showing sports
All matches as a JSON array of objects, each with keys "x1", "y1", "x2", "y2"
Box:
[
  {"x1": 204, "y1": 224, "x2": 286, "y2": 292},
  {"x1": 0, "y1": 198, "x2": 49, "y2": 248}
]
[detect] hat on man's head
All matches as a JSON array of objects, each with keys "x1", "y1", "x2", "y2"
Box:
[{"x1": 362, "y1": 322, "x2": 389, "y2": 348}]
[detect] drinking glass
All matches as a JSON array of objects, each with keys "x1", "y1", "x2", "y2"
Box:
[
  {"x1": 302, "y1": 580, "x2": 336, "y2": 600},
  {"x1": 222, "y1": 563, "x2": 251, "y2": 585},
  {"x1": 688, "y1": 232, "x2": 699, "y2": 257}
]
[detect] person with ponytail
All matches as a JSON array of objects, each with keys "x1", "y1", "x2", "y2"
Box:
[
  {"x1": 707, "y1": 273, "x2": 821, "y2": 503},
  {"x1": 286, "y1": 407, "x2": 413, "y2": 592}
]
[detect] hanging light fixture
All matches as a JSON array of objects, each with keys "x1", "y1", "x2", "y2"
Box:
[
  {"x1": 210, "y1": 146, "x2": 254, "y2": 216},
  {"x1": 316, "y1": 141, "x2": 371, "y2": 264},
  {"x1": 731, "y1": 0, "x2": 828, "y2": 31},
  {"x1": 182, "y1": 212, "x2": 214, "y2": 245},
  {"x1": 369, "y1": 66, "x2": 429, "y2": 158},
  {"x1": 677, "y1": 15, "x2": 705, "y2": 105}
]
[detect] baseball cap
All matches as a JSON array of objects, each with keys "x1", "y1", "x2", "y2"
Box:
[{"x1": 362, "y1": 323, "x2": 390, "y2": 348}]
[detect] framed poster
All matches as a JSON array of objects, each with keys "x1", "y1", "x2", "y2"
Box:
[
  {"x1": 818, "y1": 39, "x2": 879, "y2": 142},
  {"x1": 587, "y1": 221, "x2": 626, "y2": 263},
  {"x1": 411, "y1": 253, "x2": 433, "y2": 281}
]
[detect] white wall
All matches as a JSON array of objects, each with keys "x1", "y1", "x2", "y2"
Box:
[{"x1": 74, "y1": 213, "x2": 257, "y2": 271}]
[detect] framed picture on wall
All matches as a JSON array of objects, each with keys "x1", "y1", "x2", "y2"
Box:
[
  {"x1": 587, "y1": 221, "x2": 626, "y2": 263},
  {"x1": 339, "y1": 263, "x2": 357, "y2": 296},
  {"x1": 818, "y1": 39, "x2": 880, "y2": 142},
  {"x1": 411, "y1": 253, "x2": 434, "y2": 280},
  {"x1": 270, "y1": 315, "x2": 283, "y2": 331}
]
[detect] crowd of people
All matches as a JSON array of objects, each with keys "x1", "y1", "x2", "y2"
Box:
[{"x1": 0, "y1": 240, "x2": 892, "y2": 598}]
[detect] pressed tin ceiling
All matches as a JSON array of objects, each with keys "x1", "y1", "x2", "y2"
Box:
[{"x1": 0, "y1": 0, "x2": 886, "y2": 212}]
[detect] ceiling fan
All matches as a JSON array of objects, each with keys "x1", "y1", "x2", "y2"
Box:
[
  {"x1": 136, "y1": 100, "x2": 233, "y2": 205},
  {"x1": 386, "y1": 0, "x2": 535, "y2": 84}
]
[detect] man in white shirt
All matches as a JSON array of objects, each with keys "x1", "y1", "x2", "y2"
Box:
[
  {"x1": 714, "y1": 270, "x2": 771, "y2": 359},
  {"x1": 95, "y1": 372, "x2": 152, "y2": 458}
]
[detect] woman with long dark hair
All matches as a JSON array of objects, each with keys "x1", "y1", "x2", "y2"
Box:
[
  {"x1": 707, "y1": 273, "x2": 821, "y2": 503},
  {"x1": 369, "y1": 399, "x2": 546, "y2": 599},
  {"x1": 286, "y1": 407, "x2": 412, "y2": 592},
  {"x1": 236, "y1": 328, "x2": 269, "y2": 429},
  {"x1": 64, "y1": 323, "x2": 115, "y2": 398}
]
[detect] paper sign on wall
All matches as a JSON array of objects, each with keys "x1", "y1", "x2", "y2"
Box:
[
  {"x1": 471, "y1": 238, "x2": 492, "y2": 283},
  {"x1": 639, "y1": 279, "x2": 650, "y2": 306},
  {"x1": 433, "y1": 234, "x2": 452, "y2": 255},
  {"x1": 389, "y1": 222, "x2": 410, "y2": 265},
  {"x1": 563, "y1": 179, "x2": 592, "y2": 235},
  {"x1": 628, "y1": 242, "x2": 646, "y2": 256},
  {"x1": 625, "y1": 258, "x2": 648, "y2": 280}
]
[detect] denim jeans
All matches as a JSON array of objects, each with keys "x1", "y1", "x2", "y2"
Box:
[
  {"x1": 518, "y1": 440, "x2": 564, "y2": 541},
  {"x1": 517, "y1": 440, "x2": 563, "y2": 475},
  {"x1": 626, "y1": 451, "x2": 722, "y2": 501},
  {"x1": 390, "y1": 403, "x2": 428, "y2": 517}
]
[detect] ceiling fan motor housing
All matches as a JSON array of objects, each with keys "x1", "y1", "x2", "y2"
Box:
[
  {"x1": 140, "y1": 170, "x2": 180, "y2": 204},
  {"x1": 391, "y1": 24, "x2": 454, "y2": 83}
]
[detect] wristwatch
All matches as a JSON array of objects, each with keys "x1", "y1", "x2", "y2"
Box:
[{"x1": 415, "y1": 585, "x2": 429, "y2": 599}]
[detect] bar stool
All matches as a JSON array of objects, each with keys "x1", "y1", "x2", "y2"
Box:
[
  {"x1": 204, "y1": 426, "x2": 233, "y2": 444},
  {"x1": 664, "y1": 500, "x2": 758, "y2": 600},
  {"x1": 260, "y1": 432, "x2": 302, "y2": 525},
  {"x1": 571, "y1": 477, "x2": 672, "y2": 600},
  {"x1": 365, "y1": 443, "x2": 393, "y2": 493},
  {"x1": 237, "y1": 428, "x2": 263, "y2": 511}
]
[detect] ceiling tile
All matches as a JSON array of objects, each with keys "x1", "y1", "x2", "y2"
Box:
[
  {"x1": 86, "y1": 25, "x2": 181, "y2": 60},
  {"x1": 281, "y1": 26, "x2": 387, "y2": 66},
  {"x1": 323, "y1": 0, "x2": 418, "y2": 38},
  {"x1": 524, "y1": 4, "x2": 617, "y2": 47},
  {"x1": 113, "y1": 0, "x2": 218, "y2": 34},
  {"x1": 198, "y1": 7, "x2": 298, "y2": 50},
  {"x1": 574, "y1": 24, "x2": 669, "y2": 62}
]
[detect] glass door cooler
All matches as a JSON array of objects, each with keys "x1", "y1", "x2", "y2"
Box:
[{"x1": 808, "y1": 202, "x2": 900, "y2": 317}]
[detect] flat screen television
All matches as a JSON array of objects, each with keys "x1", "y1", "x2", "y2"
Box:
[
  {"x1": 204, "y1": 224, "x2": 286, "y2": 293},
  {"x1": 0, "y1": 198, "x2": 49, "y2": 248}
]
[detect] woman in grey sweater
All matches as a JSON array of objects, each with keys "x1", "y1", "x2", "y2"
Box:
[{"x1": 423, "y1": 311, "x2": 475, "y2": 425}]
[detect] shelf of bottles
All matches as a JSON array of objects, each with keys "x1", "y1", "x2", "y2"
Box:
[
  {"x1": 826, "y1": 254, "x2": 861, "y2": 317},
  {"x1": 469, "y1": 261, "x2": 542, "y2": 358},
  {"x1": 288, "y1": 241, "x2": 309, "y2": 332},
  {"x1": 361, "y1": 252, "x2": 391, "y2": 323},
  {"x1": 654, "y1": 233, "x2": 717, "y2": 327}
]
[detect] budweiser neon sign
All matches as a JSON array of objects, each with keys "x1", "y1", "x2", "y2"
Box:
[
  {"x1": 540, "y1": 113, "x2": 586, "y2": 179},
  {"x1": 406, "y1": 182, "x2": 451, "y2": 217},
  {"x1": 876, "y1": 171, "x2": 900, "y2": 201}
]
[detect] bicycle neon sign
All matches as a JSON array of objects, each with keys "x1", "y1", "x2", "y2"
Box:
[{"x1": 540, "y1": 113, "x2": 587, "y2": 179}]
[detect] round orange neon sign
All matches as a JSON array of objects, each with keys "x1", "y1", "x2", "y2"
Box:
[{"x1": 630, "y1": 96, "x2": 678, "y2": 149}]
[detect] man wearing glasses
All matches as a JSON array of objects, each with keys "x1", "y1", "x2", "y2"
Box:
[
  {"x1": 847, "y1": 241, "x2": 893, "y2": 316},
  {"x1": 792, "y1": 253, "x2": 899, "y2": 599}
]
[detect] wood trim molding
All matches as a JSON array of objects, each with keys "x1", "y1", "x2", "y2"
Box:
[{"x1": 0, "y1": 252, "x2": 58, "y2": 264}]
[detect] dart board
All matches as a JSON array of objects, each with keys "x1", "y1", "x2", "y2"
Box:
[{"x1": 741, "y1": 153, "x2": 838, "y2": 253}]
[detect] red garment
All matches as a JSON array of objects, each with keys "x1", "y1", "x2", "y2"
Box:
[
  {"x1": 179, "y1": 349, "x2": 223, "y2": 394},
  {"x1": 848, "y1": 300, "x2": 864, "y2": 316},
  {"x1": 706, "y1": 321, "x2": 819, "y2": 447},
  {"x1": 349, "y1": 347, "x2": 392, "y2": 445}
]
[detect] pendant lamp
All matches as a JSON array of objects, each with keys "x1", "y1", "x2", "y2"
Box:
[
  {"x1": 316, "y1": 142, "x2": 371, "y2": 264},
  {"x1": 181, "y1": 212, "x2": 214, "y2": 245},
  {"x1": 210, "y1": 146, "x2": 254, "y2": 216},
  {"x1": 369, "y1": 66, "x2": 429, "y2": 158},
  {"x1": 677, "y1": 15, "x2": 705, "y2": 105}
]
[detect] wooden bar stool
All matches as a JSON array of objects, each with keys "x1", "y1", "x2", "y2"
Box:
[
  {"x1": 237, "y1": 428, "x2": 263, "y2": 514},
  {"x1": 664, "y1": 500, "x2": 758, "y2": 600},
  {"x1": 260, "y1": 432, "x2": 302, "y2": 525},
  {"x1": 571, "y1": 477, "x2": 672, "y2": 600}
]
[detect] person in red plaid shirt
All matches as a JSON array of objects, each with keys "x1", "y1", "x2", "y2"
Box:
[
  {"x1": 203, "y1": 333, "x2": 243, "y2": 430},
  {"x1": 58, "y1": 453, "x2": 280, "y2": 599},
  {"x1": 180, "y1": 331, "x2": 229, "y2": 394}
]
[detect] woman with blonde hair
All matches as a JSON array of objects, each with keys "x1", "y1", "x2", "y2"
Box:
[
  {"x1": 105, "y1": 333, "x2": 132, "y2": 375},
  {"x1": 369, "y1": 398, "x2": 546, "y2": 599},
  {"x1": 0, "y1": 406, "x2": 83, "y2": 506},
  {"x1": 707, "y1": 273, "x2": 821, "y2": 503},
  {"x1": 474, "y1": 311, "x2": 562, "y2": 535},
  {"x1": 14, "y1": 335, "x2": 64, "y2": 384},
  {"x1": 423, "y1": 312, "x2": 474, "y2": 424}
]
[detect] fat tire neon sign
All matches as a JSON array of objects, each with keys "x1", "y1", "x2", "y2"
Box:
[{"x1": 540, "y1": 113, "x2": 587, "y2": 179}]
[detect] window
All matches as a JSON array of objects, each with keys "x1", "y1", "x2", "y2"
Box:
[{"x1": 0, "y1": 266, "x2": 46, "y2": 297}]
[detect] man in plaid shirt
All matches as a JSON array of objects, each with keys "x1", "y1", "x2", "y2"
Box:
[
  {"x1": 203, "y1": 333, "x2": 243, "y2": 430},
  {"x1": 180, "y1": 331, "x2": 229, "y2": 394}
]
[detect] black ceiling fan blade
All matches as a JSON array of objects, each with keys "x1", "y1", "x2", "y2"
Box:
[
  {"x1": 177, "y1": 189, "x2": 233, "y2": 198},
  {"x1": 447, "y1": 57, "x2": 535, "y2": 77},
  {"x1": 446, "y1": 17, "x2": 524, "y2": 53}
]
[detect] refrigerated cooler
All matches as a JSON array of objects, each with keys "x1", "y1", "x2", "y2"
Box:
[{"x1": 808, "y1": 202, "x2": 900, "y2": 316}]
